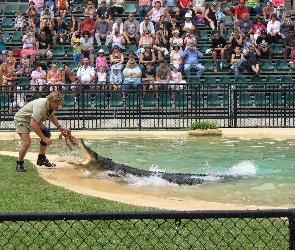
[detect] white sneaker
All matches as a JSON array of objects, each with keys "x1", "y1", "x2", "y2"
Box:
[{"x1": 164, "y1": 49, "x2": 169, "y2": 56}]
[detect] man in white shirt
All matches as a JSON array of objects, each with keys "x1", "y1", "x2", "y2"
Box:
[
  {"x1": 77, "y1": 57, "x2": 97, "y2": 95},
  {"x1": 139, "y1": 16, "x2": 155, "y2": 37}
]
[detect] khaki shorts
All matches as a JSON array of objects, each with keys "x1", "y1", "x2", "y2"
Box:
[{"x1": 14, "y1": 120, "x2": 31, "y2": 134}]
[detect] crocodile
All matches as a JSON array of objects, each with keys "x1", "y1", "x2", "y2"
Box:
[{"x1": 71, "y1": 138, "x2": 242, "y2": 185}]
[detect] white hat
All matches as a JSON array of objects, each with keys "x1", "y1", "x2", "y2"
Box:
[
  {"x1": 185, "y1": 13, "x2": 192, "y2": 18},
  {"x1": 17, "y1": 86, "x2": 21, "y2": 90},
  {"x1": 98, "y1": 49, "x2": 104, "y2": 53},
  {"x1": 173, "y1": 64, "x2": 179, "y2": 70},
  {"x1": 113, "y1": 66, "x2": 119, "y2": 70}
]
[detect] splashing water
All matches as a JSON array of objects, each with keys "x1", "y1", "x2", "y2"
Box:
[{"x1": 223, "y1": 161, "x2": 257, "y2": 176}]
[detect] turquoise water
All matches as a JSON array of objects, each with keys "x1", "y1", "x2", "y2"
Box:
[{"x1": 1, "y1": 137, "x2": 295, "y2": 207}]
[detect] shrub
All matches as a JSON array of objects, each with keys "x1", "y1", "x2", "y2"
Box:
[{"x1": 188, "y1": 121, "x2": 218, "y2": 130}]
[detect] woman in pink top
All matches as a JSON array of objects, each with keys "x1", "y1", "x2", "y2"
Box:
[
  {"x1": 253, "y1": 18, "x2": 266, "y2": 44},
  {"x1": 108, "y1": 29, "x2": 125, "y2": 50},
  {"x1": 47, "y1": 63, "x2": 62, "y2": 92},
  {"x1": 170, "y1": 64, "x2": 186, "y2": 100},
  {"x1": 147, "y1": 1, "x2": 170, "y2": 24},
  {"x1": 95, "y1": 49, "x2": 109, "y2": 70},
  {"x1": 32, "y1": 0, "x2": 44, "y2": 11},
  {"x1": 272, "y1": 0, "x2": 285, "y2": 10},
  {"x1": 263, "y1": 1, "x2": 274, "y2": 25}
]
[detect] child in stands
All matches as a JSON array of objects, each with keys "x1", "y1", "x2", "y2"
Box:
[
  {"x1": 8, "y1": 86, "x2": 26, "y2": 114},
  {"x1": 14, "y1": 10, "x2": 27, "y2": 31},
  {"x1": 97, "y1": 66, "x2": 108, "y2": 90},
  {"x1": 109, "y1": 65, "x2": 122, "y2": 90},
  {"x1": 95, "y1": 49, "x2": 109, "y2": 71},
  {"x1": 73, "y1": 38, "x2": 82, "y2": 66},
  {"x1": 5, "y1": 51, "x2": 17, "y2": 71},
  {"x1": 16, "y1": 52, "x2": 31, "y2": 76}
]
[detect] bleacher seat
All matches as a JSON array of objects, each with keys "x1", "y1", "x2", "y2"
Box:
[
  {"x1": 199, "y1": 44, "x2": 212, "y2": 55},
  {"x1": 62, "y1": 94, "x2": 75, "y2": 108},
  {"x1": 17, "y1": 77, "x2": 30, "y2": 90},
  {"x1": 71, "y1": 4, "x2": 83, "y2": 14},
  {"x1": 238, "y1": 92, "x2": 252, "y2": 106},
  {"x1": 52, "y1": 46, "x2": 66, "y2": 57},
  {"x1": 94, "y1": 93, "x2": 108, "y2": 108},
  {"x1": 286, "y1": 92, "x2": 295, "y2": 106},
  {"x1": 3, "y1": 31, "x2": 10, "y2": 42},
  {"x1": 207, "y1": 93, "x2": 220, "y2": 106},
  {"x1": 224, "y1": 16, "x2": 233, "y2": 26},
  {"x1": 188, "y1": 76, "x2": 201, "y2": 89},
  {"x1": 4, "y1": 5, "x2": 16, "y2": 15},
  {"x1": 78, "y1": 93, "x2": 92, "y2": 108},
  {"x1": 224, "y1": 29, "x2": 233, "y2": 40},
  {"x1": 260, "y1": 60, "x2": 274, "y2": 71},
  {"x1": 175, "y1": 92, "x2": 188, "y2": 107},
  {"x1": 1, "y1": 18, "x2": 14, "y2": 28},
  {"x1": 202, "y1": 60, "x2": 214, "y2": 72},
  {"x1": 124, "y1": 4, "x2": 137, "y2": 14},
  {"x1": 250, "y1": 75, "x2": 264, "y2": 88},
  {"x1": 125, "y1": 44, "x2": 137, "y2": 56},
  {"x1": 18, "y1": 4, "x2": 28, "y2": 14},
  {"x1": 64, "y1": 61, "x2": 78, "y2": 72},
  {"x1": 216, "y1": 60, "x2": 229, "y2": 72},
  {"x1": 222, "y1": 93, "x2": 229, "y2": 106},
  {"x1": 254, "y1": 92, "x2": 269, "y2": 106},
  {"x1": 126, "y1": 93, "x2": 140, "y2": 107},
  {"x1": 30, "y1": 94, "x2": 42, "y2": 101},
  {"x1": 142, "y1": 93, "x2": 156, "y2": 107},
  {"x1": 203, "y1": 76, "x2": 217, "y2": 88},
  {"x1": 270, "y1": 92, "x2": 284, "y2": 106},
  {"x1": 272, "y1": 44, "x2": 283, "y2": 55},
  {"x1": 0, "y1": 6, "x2": 3, "y2": 15},
  {"x1": 219, "y1": 75, "x2": 231, "y2": 88},
  {"x1": 11, "y1": 31, "x2": 23, "y2": 42},
  {"x1": 198, "y1": 30, "x2": 208, "y2": 41},
  {"x1": 234, "y1": 75, "x2": 248, "y2": 88},
  {"x1": 52, "y1": 60, "x2": 63, "y2": 71},
  {"x1": 281, "y1": 75, "x2": 293, "y2": 88},
  {"x1": 191, "y1": 93, "x2": 204, "y2": 107},
  {"x1": 158, "y1": 93, "x2": 172, "y2": 107},
  {"x1": 276, "y1": 60, "x2": 289, "y2": 71},
  {"x1": 0, "y1": 94, "x2": 10, "y2": 109},
  {"x1": 98, "y1": 45, "x2": 110, "y2": 56},
  {"x1": 110, "y1": 93, "x2": 124, "y2": 107},
  {"x1": 265, "y1": 76, "x2": 279, "y2": 88}
]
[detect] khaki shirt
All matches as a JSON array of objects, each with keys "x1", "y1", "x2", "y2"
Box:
[{"x1": 14, "y1": 98, "x2": 54, "y2": 130}]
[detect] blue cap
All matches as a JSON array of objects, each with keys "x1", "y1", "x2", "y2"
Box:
[
  {"x1": 113, "y1": 45, "x2": 119, "y2": 49},
  {"x1": 261, "y1": 30, "x2": 267, "y2": 35}
]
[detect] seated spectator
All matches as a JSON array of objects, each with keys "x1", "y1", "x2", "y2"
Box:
[
  {"x1": 139, "y1": 30, "x2": 154, "y2": 49},
  {"x1": 170, "y1": 43, "x2": 183, "y2": 72},
  {"x1": 280, "y1": 12, "x2": 295, "y2": 39},
  {"x1": 122, "y1": 59, "x2": 142, "y2": 100},
  {"x1": 139, "y1": 0, "x2": 151, "y2": 18},
  {"x1": 80, "y1": 14, "x2": 96, "y2": 37},
  {"x1": 40, "y1": 17, "x2": 53, "y2": 42},
  {"x1": 139, "y1": 45, "x2": 157, "y2": 72},
  {"x1": 263, "y1": 1, "x2": 274, "y2": 26},
  {"x1": 110, "y1": 45, "x2": 124, "y2": 72},
  {"x1": 230, "y1": 46, "x2": 246, "y2": 77},
  {"x1": 97, "y1": 0, "x2": 111, "y2": 7},
  {"x1": 6, "y1": 68, "x2": 18, "y2": 92},
  {"x1": 68, "y1": 16, "x2": 81, "y2": 45},
  {"x1": 73, "y1": 38, "x2": 83, "y2": 66},
  {"x1": 215, "y1": 6, "x2": 226, "y2": 35},
  {"x1": 40, "y1": 6, "x2": 54, "y2": 21},
  {"x1": 30, "y1": 63, "x2": 46, "y2": 92},
  {"x1": 80, "y1": 31, "x2": 95, "y2": 64},
  {"x1": 45, "y1": 0, "x2": 55, "y2": 11},
  {"x1": 84, "y1": 0, "x2": 95, "y2": 19},
  {"x1": 227, "y1": 29, "x2": 243, "y2": 57},
  {"x1": 193, "y1": 0, "x2": 205, "y2": 15},
  {"x1": 283, "y1": 28, "x2": 295, "y2": 63},
  {"x1": 183, "y1": 31, "x2": 197, "y2": 49},
  {"x1": 28, "y1": 17, "x2": 37, "y2": 36},
  {"x1": 128, "y1": 51, "x2": 138, "y2": 63},
  {"x1": 109, "y1": 66, "x2": 123, "y2": 90},
  {"x1": 276, "y1": 4, "x2": 286, "y2": 22},
  {"x1": 256, "y1": 29, "x2": 273, "y2": 59},
  {"x1": 153, "y1": 28, "x2": 169, "y2": 60},
  {"x1": 21, "y1": 29, "x2": 36, "y2": 64},
  {"x1": 16, "y1": 52, "x2": 31, "y2": 76},
  {"x1": 6, "y1": 51, "x2": 17, "y2": 71},
  {"x1": 182, "y1": 42, "x2": 204, "y2": 78},
  {"x1": 95, "y1": 15, "x2": 111, "y2": 45},
  {"x1": 237, "y1": 13, "x2": 254, "y2": 40},
  {"x1": 26, "y1": 2, "x2": 41, "y2": 27},
  {"x1": 267, "y1": 13, "x2": 281, "y2": 44},
  {"x1": 242, "y1": 32, "x2": 254, "y2": 53},
  {"x1": 108, "y1": 28, "x2": 126, "y2": 50},
  {"x1": 61, "y1": 63, "x2": 76, "y2": 93},
  {"x1": 234, "y1": 0, "x2": 249, "y2": 28},
  {"x1": 273, "y1": 0, "x2": 285, "y2": 14},
  {"x1": 123, "y1": 13, "x2": 140, "y2": 45},
  {"x1": 205, "y1": 1, "x2": 225, "y2": 33},
  {"x1": 8, "y1": 86, "x2": 26, "y2": 114},
  {"x1": 155, "y1": 15, "x2": 168, "y2": 36},
  {"x1": 179, "y1": 0, "x2": 191, "y2": 9},
  {"x1": 95, "y1": 49, "x2": 109, "y2": 71},
  {"x1": 96, "y1": 66, "x2": 108, "y2": 90},
  {"x1": 181, "y1": 13, "x2": 199, "y2": 39},
  {"x1": 244, "y1": 43, "x2": 261, "y2": 75},
  {"x1": 47, "y1": 63, "x2": 62, "y2": 91},
  {"x1": 111, "y1": 18, "x2": 124, "y2": 37},
  {"x1": 140, "y1": 16, "x2": 155, "y2": 37},
  {"x1": 223, "y1": 0, "x2": 239, "y2": 18},
  {"x1": 77, "y1": 57, "x2": 96, "y2": 96},
  {"x1": 155, "y1": 58, "x2": 172, "y2": 94},
  {"x1": 245, "y1": 0, "x2": 261, "y2": 17},
  {"x1": 36, "y1": 31, "x2": 53, "y2": 63},
  {"x1": 253, "y1": 18, "x2": 266, "y2": 44},
  {"x1": 170, "y1": 64, "x2": 186, "y2": 100},
  {"x1": 32, "y1": 0, "x2": 45, "y2": 12},
  {"x1": 212, "y1": 32, "x2": 227, "y2": 66},
  {"x1": 52, "y1": 16, "x2": 68, "y2": 46},
  {"x1": 96, "y1": 0, "x2": 113, "y2": 27},
  {"x1": 147, "y1": 1, "x2": 171, "y2": 25},
  {"x1": 141, "y1": 62, "x2": 156, "y2": 98},
  {"x1": 169, "y1": 30, "x2": 183, "y2": 51},
  {"x1": 166, "y1": 15, "x2": 182, "y2": 39},
  {"x1": 14, "y1": 10, "x2": 27, "y2": 31},
  {"x1": 180, "y1": 3, "x2": 197, "y2": 21},
  {"x1": 111, "y1": 0, "x2": 125, "y2": 16},
  {"x1": 0, "y1": 29, "x2": 8, "y2": 64}
]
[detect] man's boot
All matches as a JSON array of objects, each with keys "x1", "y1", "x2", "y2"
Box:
[
  {"x1": 16, "y1": 160, "x2": 26, "y2": 172},
  {"x1": 36, "y1": 154, "x2": 56, "y2": 168}
]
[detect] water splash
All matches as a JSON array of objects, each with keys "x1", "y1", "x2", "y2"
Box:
[{"x1": 223, "y1": 161, "x2": 257, "y2": 176}]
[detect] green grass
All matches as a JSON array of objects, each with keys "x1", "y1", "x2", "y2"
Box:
[{"x1": 0, "y1": 155, "x2": 290, "y2": 249}]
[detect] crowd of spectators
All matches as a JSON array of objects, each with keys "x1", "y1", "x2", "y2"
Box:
[{"x1": 0, "y1": 0, "x2": 294, "y2": 111}]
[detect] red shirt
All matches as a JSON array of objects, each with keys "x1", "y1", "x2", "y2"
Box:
[
  {"x1": 179, "y1": 0, "x2": 191, "y2": 8},
  {"x1": 80, "y1": 19, "x2": 96, "y2": 34},
  {"x1": 235, "y1": 6, "x2": 249, "y2": 20}
]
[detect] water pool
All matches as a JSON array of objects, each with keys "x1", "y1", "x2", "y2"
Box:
[{"x1": 1, "y1": 137, "x2": 295, "y2": 207}]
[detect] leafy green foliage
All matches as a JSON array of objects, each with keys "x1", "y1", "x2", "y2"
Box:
[{"x1": 188, "y1": 121, "x2": 218, "y2": 130}]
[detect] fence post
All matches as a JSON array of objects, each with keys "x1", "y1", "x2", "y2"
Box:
[{"x1": 289, "y1": 209, "x2": 295, "y2": 250}]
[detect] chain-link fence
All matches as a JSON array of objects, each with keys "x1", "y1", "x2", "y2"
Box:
[{"x1": 1, "y1": 209, "x2": 295, "y2": 249}]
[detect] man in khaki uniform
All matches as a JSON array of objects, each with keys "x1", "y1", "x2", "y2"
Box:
[{"x1": 14, "y1": 92, "x2": 70, "y2": 172}]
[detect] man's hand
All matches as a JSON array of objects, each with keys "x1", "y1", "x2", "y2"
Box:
[{"x1": 43, "y1": 137, "x2": 52, "y2": 146}]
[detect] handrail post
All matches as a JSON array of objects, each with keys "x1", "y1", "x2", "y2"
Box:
[{"x1": 289, "y1": 209, "x2": 295, "y2": 250}]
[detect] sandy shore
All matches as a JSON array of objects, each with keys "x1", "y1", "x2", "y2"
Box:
[{"x1": 0, "y1": 149, "x2": 285, "y2": 211}]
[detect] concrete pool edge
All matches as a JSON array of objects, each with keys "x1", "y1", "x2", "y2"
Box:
[{"x1": 1, "y1": 128, "x2": 295, "y2": 140}]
